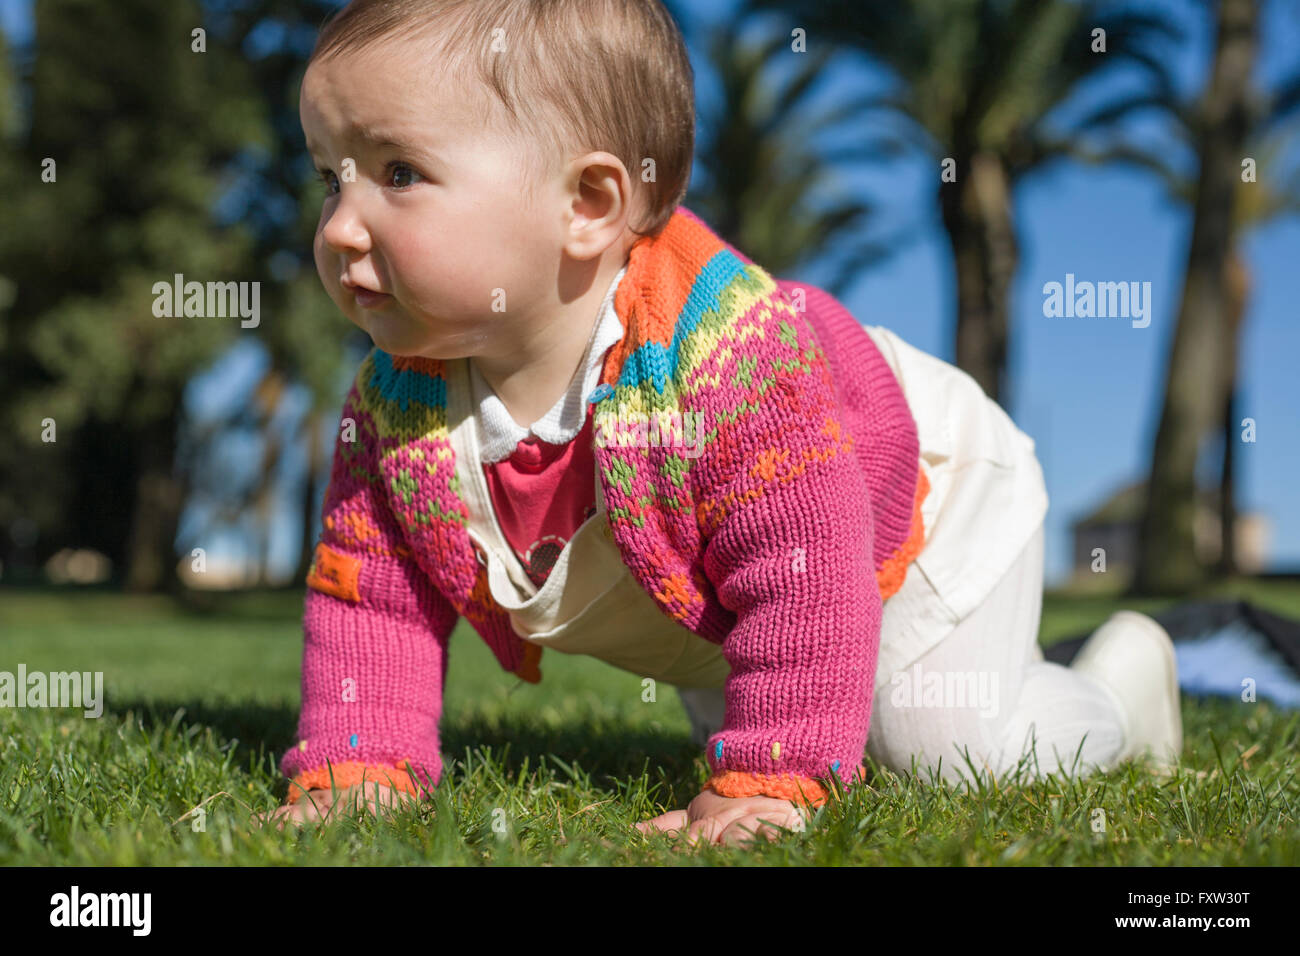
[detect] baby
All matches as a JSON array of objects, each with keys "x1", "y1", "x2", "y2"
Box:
[{"x1": 263, "y1": 0, "x2": 1183, "y2": 846}]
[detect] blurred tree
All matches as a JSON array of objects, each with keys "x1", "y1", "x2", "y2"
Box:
[
  {"x1": 751, "y1": 0, "x2": 1180, "y2": 405},
  {"x1": 1136, "y1": 0, "x2": 1258, "y2": 593},
  {"x1": 1213, "y1": 136, "x2": 1300, "y2": 576},
  {"x1": 686, "y1": 19, "x2": 897, "y2": 295},
  {"x1": 0, "y1": 0, "x2": 268, "y2": 589},
  {"x1": 0, "y1": 24, "x2": 15, "y2": 143},
  {"x1": 1083, "y1": 0, "x2": 1300, "y2": 593}
]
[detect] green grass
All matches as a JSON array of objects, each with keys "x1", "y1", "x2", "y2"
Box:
[{"x1": 1, "y1": 581, "x2": 1297, "y2": 865}]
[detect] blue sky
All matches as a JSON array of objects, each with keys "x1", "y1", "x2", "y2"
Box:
[{"x1": 3, "y1": 0, "x2": 1297, "y2": 586}]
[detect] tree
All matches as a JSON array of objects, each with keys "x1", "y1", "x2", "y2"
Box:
[
  {"x1": 1214, "y1": 137, "x2": 1299, "y2": 576},
  {"x1": 686, "y1": 19, "x2": 896, "y2": 294},
  {"x1": 1136, "y1": 0, "x2": 1256, "y2": 593},
  {"x1": 0, "y1": 0, "x2": 268, "y2": 589},
  {"x1": 751, "y1": 0, "x2": 1180, "y2": 405},
  {"x1": 1104, "y1": 0, "x2": 1299, "y2": 593}
]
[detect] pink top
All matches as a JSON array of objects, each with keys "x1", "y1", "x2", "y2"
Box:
[
  {"x1": 482, "y1": 406, "x2": 598, "y2": 587},
  {"x1": 281, "y1": 206, "x2": 928, "y2": 809}
]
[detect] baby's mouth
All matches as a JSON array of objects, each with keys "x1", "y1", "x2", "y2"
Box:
[
  {"x1": 341, "y1": 276, "x2": 393, "y2": 309},
  {"x1": 352, "y1": 288, "x2": 393, "y2": 309}
]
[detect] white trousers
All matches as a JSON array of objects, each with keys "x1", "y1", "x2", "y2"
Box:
[{"x1": 677, "y1": 524, "x2": 1127, "y2": 787}]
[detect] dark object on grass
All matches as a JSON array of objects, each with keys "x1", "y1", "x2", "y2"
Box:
[{"x1": 1045, "y1": 600, "x2": 1300, "y2": 708}]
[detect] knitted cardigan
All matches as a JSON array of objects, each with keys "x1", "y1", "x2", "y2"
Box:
[{"x1": 280, "y1": 206, "x2": 928, "y2": 809}]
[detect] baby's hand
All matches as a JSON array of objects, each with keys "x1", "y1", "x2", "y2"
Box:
[
  {"x1": 635, "y1": 789, "x2": 810, "y2": 848},
  {"x1": 253, "y1": 782, "x2": 421, "y2": 831}
]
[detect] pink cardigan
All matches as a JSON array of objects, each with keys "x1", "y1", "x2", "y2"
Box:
[{"x1": 281, "y1": 206, "x2": 927, "y2": 808}]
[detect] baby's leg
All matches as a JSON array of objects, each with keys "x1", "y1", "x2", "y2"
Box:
[{"x1": 866, "y1": 525, "x2": 1126, "y2": 787}]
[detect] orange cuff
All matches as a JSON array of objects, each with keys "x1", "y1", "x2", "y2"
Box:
[
  {"x1": 704, "y1": 766, "x2": 869, "y2": 808},
  {"x1": 877, "y1": 465, "x2": 929, "y2": 601},
  {"x1": 285, "y1": 760, "x2": 424, "y2": 804},
  {"x1": 516, "y1": 641, "x2": 543, "y2": 683}
]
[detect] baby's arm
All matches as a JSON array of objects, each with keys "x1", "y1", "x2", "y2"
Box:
[
  {"x1": 695, "y1": 313, "x2": 882, "y2": 809},
  {"x1": 277, "y1": 377, "x2": 457, "y2": 814},
  {"x1": 278, "y1": 545, "x2": 456, "y2": 806}
]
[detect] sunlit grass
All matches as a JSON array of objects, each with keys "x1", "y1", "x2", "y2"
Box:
[{"x1": 1, "y1": 583, "x2": 1297, "y2": 864}]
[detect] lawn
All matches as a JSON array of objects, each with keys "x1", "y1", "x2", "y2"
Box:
[{"x1": 1, "y1": 580, "x2": 1297, "y2": 865}]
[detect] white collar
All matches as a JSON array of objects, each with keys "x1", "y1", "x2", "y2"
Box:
[{"x1": 473, "y1": 264, "x2": 627, "y2": 463}]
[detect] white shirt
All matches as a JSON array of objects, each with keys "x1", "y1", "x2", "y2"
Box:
[{"x1": 472, "y1": 265, "x2": 628, "y2": 463}]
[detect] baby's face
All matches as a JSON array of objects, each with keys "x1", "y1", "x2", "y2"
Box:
[{"x1": 300, "y1": 34, "x2": 565, "y2": 359}]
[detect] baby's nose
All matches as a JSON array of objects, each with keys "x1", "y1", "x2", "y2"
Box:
[{"x1": 321, "y1": 196, "x2": 372, "y2": 255}]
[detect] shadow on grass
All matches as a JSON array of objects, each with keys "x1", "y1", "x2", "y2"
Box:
[
  {"x1": 101, "y1": 696, "x2": 301, "y2": 769},
  {"x1": 172, "y1": 587, "x2": 306, "y2": 625},
  {"x1": 100, "y1": 696, "x2": 706, "y2": 803},
  {"x1": 441, "y1": 714, "x2": 706, "y2": 799}
]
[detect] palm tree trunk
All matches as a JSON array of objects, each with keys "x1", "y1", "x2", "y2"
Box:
[
  {"x1": 248, "y1": 368, "x2": 288, "y2": 587},
  {"x1": 123, "y1": 410, "x2": 184, "y2": 594},
  {"x1": 940, "y1": 150, "x2": 1019, "y2": 405},
  {"x1": 1217, "y1": 246, "x2": 1250, "y2": 577},
  {"x1": 1133, "y1": 0, "x2": 1256, "y2": 595},
  {"x1": 253, "y1": 458, "x2": 276, "y2": 587}
]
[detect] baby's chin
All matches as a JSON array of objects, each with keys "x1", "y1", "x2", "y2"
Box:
[
  {"x1": 367, "y1": 331, "x2": 444, "y2": 359},
  {"x1": 363, "y1": 322, "x2": 479, "y2": 362},
  {"x1": 345, "y1": 301, "x2": 491, "y2": 360},
  {"x1": 350, "y1": 311, "x2": 421, "y2": 355}
]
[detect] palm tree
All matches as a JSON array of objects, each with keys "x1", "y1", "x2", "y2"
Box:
[
  {"x1": 750, "y1": 0, "x2": 1181, "y2": 405},
  {"x1": 1136, "y1": 0, "x2": 1257, "y2": 593},
  {"x1": 686, "y1": 19, "x2": 898, "y2": 294},
  {"x1": 1214, "y1": 137, "x2": 1300, "y2": 576},
  {"x1": 1077, "y1": 0, "x2": 1299, "y2": 592}
]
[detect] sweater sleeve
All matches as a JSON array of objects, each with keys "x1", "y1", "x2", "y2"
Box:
[
  {"x1": 695, "y1": 309, "x2": 888, "y2": 808},
  {"x1": 278, "y1": 377, "x2": 459, "y2": 804}
]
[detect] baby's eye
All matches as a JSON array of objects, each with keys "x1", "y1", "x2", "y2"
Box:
[
  {"x1": 316, "y1": 168, "x2": 339, "y2": 195},
  {"x1": 387, "y1": 162, "x2": 423, "y2": 189}
]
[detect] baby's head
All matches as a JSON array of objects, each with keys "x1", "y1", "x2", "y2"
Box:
[{"x1": 300, "y1": 0, "x2": 695, "y2": 359}]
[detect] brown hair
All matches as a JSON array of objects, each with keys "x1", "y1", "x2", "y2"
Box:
[{"x1": 308, "y1": 0, "x2": 695, "y2": 237}]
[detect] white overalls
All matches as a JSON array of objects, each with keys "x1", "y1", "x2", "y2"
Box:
[{"x1": 445, "y1": 317, "x2": 1126, "y2": 787}]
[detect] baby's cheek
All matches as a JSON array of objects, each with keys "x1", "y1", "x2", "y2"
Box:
[
  {"x1": 399, "y1": 249, "x2": 493, "y2": 314},
  {"x1": 394, "y1": 233, "x2": 457, "y2": 283}
]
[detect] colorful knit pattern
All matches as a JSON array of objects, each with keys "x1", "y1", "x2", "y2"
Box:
[{"x1": 280, "y1": 205, "x2": 925, "y2": 807}]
